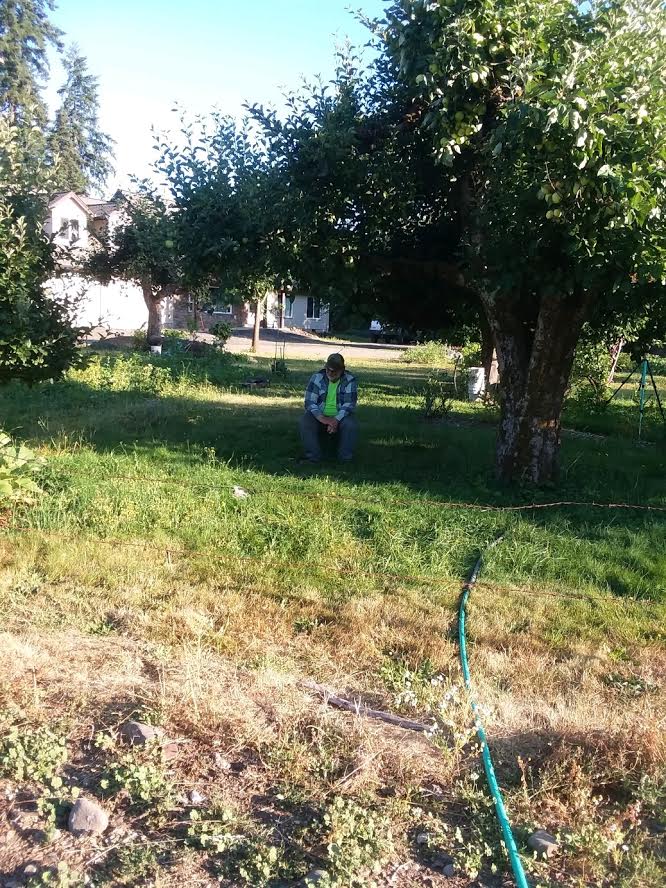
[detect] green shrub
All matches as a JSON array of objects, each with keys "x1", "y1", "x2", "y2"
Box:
[
  {"x1": 72, "y1": 353, "x2": 173, "y2": 395},
  {"x1": 131, "y1": 328, "x2": 149, "y2": 351},
  {"x1": 0, "y1": 119, "x2": 81, "y2": 384},
  {"x1": 421, "y1": 374, "x2": 452, "y2": 419},
  {"x1": 401, "y1": 340, "x2": 449, "y2": 365},
  {"x1": 570, "y1": 340, "x2": 612, "y2": 401},
  {"x1": 209, "y1": 321, "x2": 233, "y2": 349},
  {"x1": 0, "y1": 432, "x2": 44, "y2": 503}
]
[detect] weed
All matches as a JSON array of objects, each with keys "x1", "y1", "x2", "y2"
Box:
[
  {"x1": 421, "y1": 374, "x2": 453, "y2": 419},
  {"x1": 401, "y1": 340, "x2": 449, "y2": 365},
  {"x1": 293, "y1": 615, "x2": 321, "y2": 633},
  {"x1": 104, "y1": 843, "x2": 160, "y2": 885},
  {"x1": 188, "y1": 808, "x2": 285, "y2": 886},
  {"x1": 0, "y1": 724, "x2": 67, "y2": 786},
  {"x1": 271, "y1": 357, "x2": 289, "y2": 377},
  {"x1": 26, "y1": 862, "x2": 81, "y2": 887},
  {"x1": 631, "y1": 773, "x2": 666, "y2": 821},
  {"x1": 97, "y1": 733, "x2": 172, "y2": 811},
  {"x1": 449, "y1": 779, "x2": 504, "y2": 880},
  {"x1": 0, "y1": 430, "x2": 44, "y2": 503},
  {"x1": 313, "y1": 797, "x2": 394, "y2": 887},
  {"x1": 603, "y1": 671, "x2": 659, "y2": 698}
]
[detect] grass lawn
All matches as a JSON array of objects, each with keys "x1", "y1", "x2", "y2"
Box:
[{"x1": 0, "y1": 347, "x2": 664, "y2": 887}]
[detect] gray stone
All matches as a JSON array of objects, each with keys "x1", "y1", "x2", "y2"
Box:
[
  {"x1": 301, "y1": 869, "x2": 328, "y2": 886},
  {"x1": 443, "y1": 863, "x2": 456, "y2": 878},
  {"x1": 68, "y1": 798, "x2": 109, "y2": 836},
  {"x1": 189, "y1": 789, "x2": 206, "y2": 805},
  {"x1": 162, "y1": 740, "x2": 179, "y2": 761},
  {"x1": 416, "y1": 831, "x2": 430, "y2": 845},
  {"x1": 528, "y1": 829, "x2": 559, "y2": 858},
  {"x1": 214, "y1": 752, "x2": 232, "y2": 771},
  {"x1": 431, "y1": 854, "x2": 454, "y2": 870},
  {"x1": 23, "y1": 865, "x2": 38, "y2": 876},
  {"x1": 119, "y1": 721, "x2": 165, "y2": 745}
]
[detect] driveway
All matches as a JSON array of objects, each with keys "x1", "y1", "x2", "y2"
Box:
[
  {"x1": 83, "y1": 326, "x2": 408, "y2": 363},
  {"x1": 226, "y1": 327, "x2": 408, "y2": 362}
]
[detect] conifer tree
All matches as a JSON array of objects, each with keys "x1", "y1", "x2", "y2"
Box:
[
  {"x1": 49, "y1": 45, "x2": 115, "y2": 194},
  {"x1": 0, "y1": 0, "x2": 62, "y2": 127}
]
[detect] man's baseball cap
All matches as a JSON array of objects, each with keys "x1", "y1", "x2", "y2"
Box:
[{"x1": 325, "y1": 353, "x2": 345, "y2": 372}]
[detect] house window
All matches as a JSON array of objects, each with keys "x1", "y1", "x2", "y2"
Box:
[
  {"x1": 208, "y1": 287, "x2": 233, "y2": 314},
  {"x1": 187, "y1": 296, "x2": 194, "y2": 313},
  {"x1": 69, "y1": 219, "x2": 80, "y2": 243},
  {"x1": 306, "y1": 297, "x2": 321, "y2": 320},
  {"x1": 284, "y1": 297, "x2": 294, "y2": 319}
]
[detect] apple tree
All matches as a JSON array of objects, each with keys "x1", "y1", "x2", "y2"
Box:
[{"x1": 371, "y1": 0, "x2": 666, "y2": 482}]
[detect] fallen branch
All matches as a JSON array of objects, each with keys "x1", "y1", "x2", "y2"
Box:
[{"x1": 300, "y1": 680, "x2": 431, "y2": 733}]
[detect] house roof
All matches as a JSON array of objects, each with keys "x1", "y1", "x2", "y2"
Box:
[
  {"x1": 85, "y1": 201, "x2": 118, "y2": 219},
  {"x1": 48, "y1": 191, "x2": 95, "y2": 216},
  {"x1": 48, "y1": 192, "x2": 120, "y2": 219}
]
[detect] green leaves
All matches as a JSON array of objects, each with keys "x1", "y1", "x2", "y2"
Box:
[
  {"x1": 378, "y1": 0, "x2": 666, "y2": 319},
  {"x1": 0, "y1": 431, "x2": 45, "y2": 505},
  {"x1": 0, "y1": 118, "x2": 80, "y2": 384}
]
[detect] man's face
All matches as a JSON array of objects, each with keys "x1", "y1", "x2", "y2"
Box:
[{"x1": 325, "y1": 366, "x2": 343, "y2": 382}]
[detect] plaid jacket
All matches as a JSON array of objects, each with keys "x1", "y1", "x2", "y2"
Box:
[{"x1": 304, "y1": 369, "x2": 358, "y2": 421}]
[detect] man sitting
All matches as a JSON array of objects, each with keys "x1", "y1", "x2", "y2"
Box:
[{"x1": 299, "y1": 353, "x2": 358, "y2": 463}]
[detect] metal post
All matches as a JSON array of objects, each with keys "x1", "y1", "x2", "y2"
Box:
[{"x1": 638, "y1": 359, "x2": 648, "y2": 441}]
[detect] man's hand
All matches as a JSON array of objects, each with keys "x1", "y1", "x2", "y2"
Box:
[{"x1": 327, "y1": 418, "x2": 339, "y2": 434}]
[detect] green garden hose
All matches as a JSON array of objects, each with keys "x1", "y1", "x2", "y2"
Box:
[{"x1": 458, "y1": 540, "x2": 530, "y2": 888}]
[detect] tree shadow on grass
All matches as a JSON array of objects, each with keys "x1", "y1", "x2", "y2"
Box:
[{"x1": 2, "y1": 378, "x2": 666, "y2": 600}]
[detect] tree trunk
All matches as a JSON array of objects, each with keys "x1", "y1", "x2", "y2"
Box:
[
  {"x1": 480, "y1": 314, "x2": 495, "y2": 385},
  {"x1": 483, "y1": 290, "x2": 590, "y2": 484},
  {"x1": 250, "y1": 296, "x2": 263, "y2": 353},
  {"x1": 608, "y1": 337, "x2": 625, "y2": 385},
  {"x1": 278, "y1": 291, "x2": 285, "y2": 330},
  {"x1": 142, "y1": 285, "x2": 162, "y2": 345}
]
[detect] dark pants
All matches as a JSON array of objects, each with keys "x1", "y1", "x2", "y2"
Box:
[{"x1": 299, "y1": 411, "x2": 358, "y2": 462}]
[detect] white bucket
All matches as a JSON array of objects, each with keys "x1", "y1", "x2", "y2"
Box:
[
  {"x1": 150, "y1": 344, "x2": 162, "y2": 355},
  {"x1": 467, "y1": 366, "x2": 486, "y2": 401}
]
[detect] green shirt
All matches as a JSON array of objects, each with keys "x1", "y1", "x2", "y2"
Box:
[{"x1": 323, "y1": 380, "x2": 339, "y2": 417}]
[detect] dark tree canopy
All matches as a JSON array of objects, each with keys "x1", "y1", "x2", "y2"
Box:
[
  {"x1": 0, "y1": 0, "x2": 62, "y2": 127},
  {"x1": 49, "y1": 45, "x2": 115, "y2": 194}
]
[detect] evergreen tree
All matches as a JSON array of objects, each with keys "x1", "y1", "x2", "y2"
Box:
[
  {"x1": 0, "y1": 115, "x2": 80, "y2": 384},
  {"x1": 49, "y1": 45, "x2": 114, "y2": 194},
  {"x1": 0, "y1": 0, "x2": 62, "y2": 127}
]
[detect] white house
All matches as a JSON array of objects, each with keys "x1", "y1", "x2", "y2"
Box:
[
  {"x1": 45, "y1": 191, "x2": 330, "y2": 336},
  {"x1": 44, "y1": 191, "x2": 147, "y2": 331}
]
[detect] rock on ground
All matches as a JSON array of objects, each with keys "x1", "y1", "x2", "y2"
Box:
[
  {"x1": 528, "y1": 829, "x2": 559, "y2": 858},
  {"x1": 68, "y1": 797, "x2": 109, "y2": 836}
]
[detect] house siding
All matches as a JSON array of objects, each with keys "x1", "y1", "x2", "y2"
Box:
[
  {"x1": 46, "y1": 273, "x2": 148, "y2": 331},
  {"x1": 165, "y1": 293, "x2": 329, "y2": 333},
  {"x1": 280, "y1": 295, "x2": 329, "y2": 333}
]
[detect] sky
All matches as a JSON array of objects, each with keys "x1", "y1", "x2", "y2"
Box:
[{"x1": 45, "y1": 0, "x2": 387, "y2": 195}]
